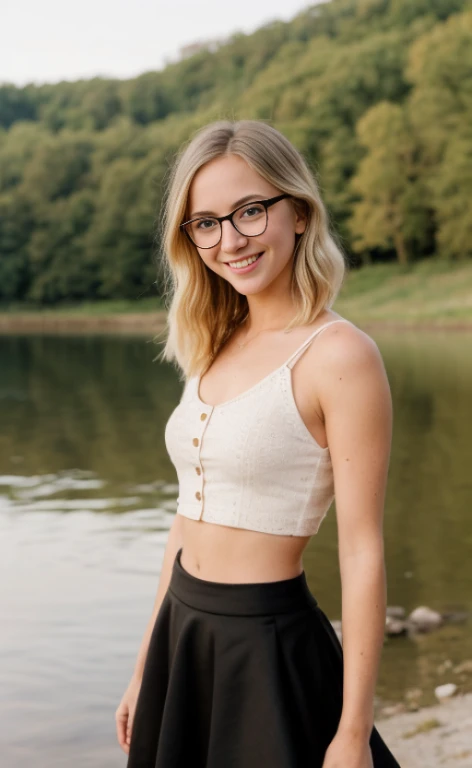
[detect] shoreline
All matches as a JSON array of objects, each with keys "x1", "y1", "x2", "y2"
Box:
[
  {"x1": 0, "y1": 312, "x2": 168, "y2": 336},
  {"x1": 1, "y1": 311, "x2": 472, "y2": 335},
  {"x1": 374, "y1": 692, "x2": 472, "y2": 767}
]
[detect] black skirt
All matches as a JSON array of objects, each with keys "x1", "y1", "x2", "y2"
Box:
[{"x1": 127, "y1": 548, "x2": 400, "y2": 768}]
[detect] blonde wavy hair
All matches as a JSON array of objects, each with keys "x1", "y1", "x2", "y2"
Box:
[{"x1": 156, "y1": 120, "x2": 346, "y2": 381}]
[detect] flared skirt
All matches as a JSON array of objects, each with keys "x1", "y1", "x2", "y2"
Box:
[{"x1": 126, "y1": 548, "x2": 400, "y2": 767}]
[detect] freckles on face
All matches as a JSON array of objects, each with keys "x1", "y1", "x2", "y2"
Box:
[
  {"x1": 186, "y1": 154, "x2": 300, "y2": 285},
  {"x1": 188, "y1": 154, "x2": 277, "y2": 224}
]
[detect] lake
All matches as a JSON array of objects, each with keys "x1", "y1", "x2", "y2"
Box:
[{"x1": 1, "y1": 329, "x2": 471, "y2": 767}]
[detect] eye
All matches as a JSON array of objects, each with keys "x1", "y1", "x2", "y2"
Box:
[
  {"x1": 241, "y1": 204, "x2": 265, "y2": 218},
  {"x1": 195, "y1": 218, "x2": 218, "y2": 230}
]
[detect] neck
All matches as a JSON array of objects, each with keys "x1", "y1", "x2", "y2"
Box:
[{"x1": 243, "y1": 300, "x2": 298, "y2": 334}]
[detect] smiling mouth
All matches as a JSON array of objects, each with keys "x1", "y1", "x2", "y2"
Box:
[{"x1": 224, "y1": 253, "x2": 263, "y2": 269}]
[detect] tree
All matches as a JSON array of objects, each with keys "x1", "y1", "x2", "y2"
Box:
[
  {"x1": 348, "y1": 101, "x2": 430, "y2": 264},
  {"x1": 431, "y1": 137, "x2": 472, "y2": 259},
  {"x1": 83, "y1": 157, "x2": 160, "y2": 299},
  {"x1": 0, "y1": 85, "x2": 37, "y2": 129},
  {"x1": 0, "y1": 193, "x2": 35, "y2": 300},
  {"x1": 406, "y1": 11, "x2": 472, "y2": 257},
  {"x1": 407, "y1": 10, "x2": 472, "y2": 163},
  {"x1": 20, "y1": 132, "x2": 94, "y2": 206}
]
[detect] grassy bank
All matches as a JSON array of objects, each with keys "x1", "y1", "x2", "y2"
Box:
[
  {"x1": 337, "y1": 259, "x2": 472, "y2": 325},
  {"x1": 1, "y1": 260, "x2": 472, "y2": 334}
]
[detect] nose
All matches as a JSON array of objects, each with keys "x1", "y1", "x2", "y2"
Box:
[{"x1": 220, "y1": 219, "x2": 248, "y2": 254}]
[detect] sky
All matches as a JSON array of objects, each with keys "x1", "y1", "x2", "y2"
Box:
[{"x1": 2, "y1": 0, "x2": 318, "y2": 87}]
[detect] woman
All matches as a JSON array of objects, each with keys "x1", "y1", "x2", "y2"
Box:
[{"x1": 116, "y1": 120, "x2": 401, "y2": 767}]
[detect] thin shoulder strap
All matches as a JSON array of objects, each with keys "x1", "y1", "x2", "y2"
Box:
[{"x1": 285, "y1": 319, "x2": 351, "y2": 370}]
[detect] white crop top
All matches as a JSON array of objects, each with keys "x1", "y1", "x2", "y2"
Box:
[{"x1": 164, "y1": 319, "x2": 351, "y2": 536}]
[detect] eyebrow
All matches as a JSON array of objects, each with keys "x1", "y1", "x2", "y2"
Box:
[{"x1": 189, "y1": 193, "x2": 265, "y2": 219}]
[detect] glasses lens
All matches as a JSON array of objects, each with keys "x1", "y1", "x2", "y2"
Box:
[
  {"x1": 185, "y1": 218, "x2": 220, "y2": 248},
  {"x1": 233, "y1": 203, "x2": 267, "y2": 237}
]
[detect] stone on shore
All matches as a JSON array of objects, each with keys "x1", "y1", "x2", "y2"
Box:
[
  {"x1": 434, "y1": 683, "x2": 457, "y2": 701},
  {"x1": 407, "y1": 605, "x2": 443, "y2": 632}
]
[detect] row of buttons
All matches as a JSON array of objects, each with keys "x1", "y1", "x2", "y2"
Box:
[{"x1": 193, "y1": 412, "x2": 209, "y2": 507}]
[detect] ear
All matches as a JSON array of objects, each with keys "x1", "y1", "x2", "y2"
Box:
[{"x1": 293, "y1": 200, "x2": 308, "y2": 235}]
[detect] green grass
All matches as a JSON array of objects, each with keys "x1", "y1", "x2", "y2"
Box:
[
  {"x1": 335, "y1": 259, "x2": 472, "y2": 324},
  {"x1": 402, "y1": 718, "x2": 442, "y2": 739},
  {"x1": 1, "y1": 296, "x2": 164, "y2": 315}
]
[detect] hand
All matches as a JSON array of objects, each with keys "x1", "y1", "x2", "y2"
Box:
[
  {"x1": 115, "y1": 674, "x2": 142, "y2": 754},
  {"x1": 321, "y1": 731, "x2": 374, "y2": 768}
]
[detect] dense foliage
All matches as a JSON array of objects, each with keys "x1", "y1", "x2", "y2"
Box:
[{"x1": 0, "y1": 0, "x2": 471, "y2": 304}]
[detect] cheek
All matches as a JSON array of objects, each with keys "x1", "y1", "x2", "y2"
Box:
[
  {"x1": 264, "y1": 216, "x2": 296, "y2": 255},
  {"x1": 198, "y1": 247, "x2": 219, "y2": 271}
]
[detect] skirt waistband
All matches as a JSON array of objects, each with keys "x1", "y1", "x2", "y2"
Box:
[{"x1": 168, "y1": 548, "x2": 318, "y2": 616}]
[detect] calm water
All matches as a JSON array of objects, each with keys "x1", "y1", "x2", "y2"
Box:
[{"x1": 1, "y1": 330, "x2": 471, "y2": 767}]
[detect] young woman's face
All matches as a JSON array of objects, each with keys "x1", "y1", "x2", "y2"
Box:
[{"x1": 186, "y1": 154, "x2": 306, "y2": 295}]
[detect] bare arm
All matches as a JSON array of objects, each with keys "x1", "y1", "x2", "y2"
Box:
[
  {"x1": 131, "y1": 512, "x2": 185, "y2": 681},
  {"x1": 317, "y1": 324, "x2": 393, "y2": 740}
]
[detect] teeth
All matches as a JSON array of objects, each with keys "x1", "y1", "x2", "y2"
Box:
[{"x1": 228, "y1": 254, "x2": 260, "y2": 269}]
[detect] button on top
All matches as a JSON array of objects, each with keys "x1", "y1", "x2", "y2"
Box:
[
  {"x1": 195, "y1": 491, "x2": 202, "y2": 501},
  {"x1": 200, "y1": 413, "x2": 207, "y2": 421},
  {"x1": 192, "y1": 437, "x2": 199, "y2": 447},
  {"x1": 195, "y1": 466, "x2": 201, "y2": 475}
]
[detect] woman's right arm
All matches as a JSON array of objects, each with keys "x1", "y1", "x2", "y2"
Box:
[
  {"x1": 115, "y1": 512, "x2": 184, "y2": 754},
  {"x1": 132, "y1": 511, "x2": 185, "y2": 680}
]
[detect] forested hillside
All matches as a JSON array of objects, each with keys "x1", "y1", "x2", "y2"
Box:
[{"x1": 0, "y1": 0, "x2": 471, "y2": 304}]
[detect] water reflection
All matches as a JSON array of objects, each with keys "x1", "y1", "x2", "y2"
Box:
[
  {"x1": 0, "y1": 334, "x2": 181, "y2": 484},
  {"x1": 0, "y1": 330, "x2": 471, "y2": 767}
]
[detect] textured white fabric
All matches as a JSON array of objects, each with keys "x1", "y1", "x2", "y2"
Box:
[{"x1": 164, "y1": 319, "x2": 351, "y2": 536}]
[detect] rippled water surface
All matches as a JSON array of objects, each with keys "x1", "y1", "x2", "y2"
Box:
[{"x1": 1, "y1": 331, "x2": 471, "y2": 767}]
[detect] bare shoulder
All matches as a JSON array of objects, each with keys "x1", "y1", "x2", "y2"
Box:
[
  {"x1": 311, "y1": 315, "x2": 390, "y2": 398},
  {"x1": 317, "y1": 316, "x2": 384, "y2": 368}
]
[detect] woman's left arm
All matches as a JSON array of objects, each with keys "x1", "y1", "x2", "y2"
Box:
[{"x1": 316, "y1": 324, "x2": 393, "y2": 765}]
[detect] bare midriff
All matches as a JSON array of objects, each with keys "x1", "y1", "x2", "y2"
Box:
[{"x1": 179, "y1": 516, "x2": 311, "y2": 583}]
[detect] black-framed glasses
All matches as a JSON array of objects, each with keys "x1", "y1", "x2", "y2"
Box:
[{"x1": 180, "y1": 193, "x2": 290, "y2": 249}]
